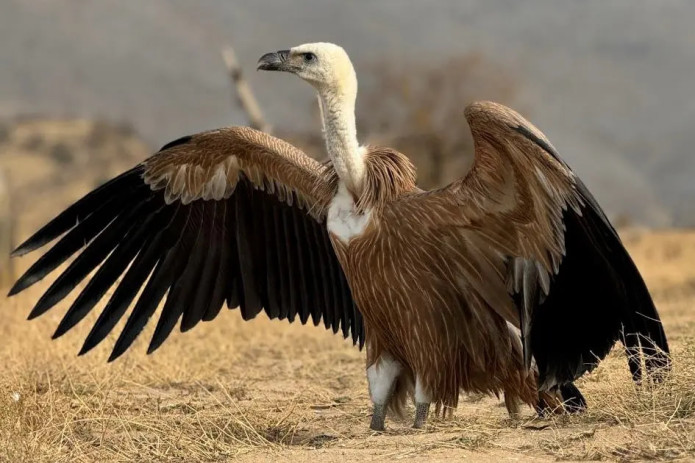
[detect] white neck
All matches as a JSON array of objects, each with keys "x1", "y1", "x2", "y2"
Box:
[{"x1": 318, "y1": 83, "x2": 364, "y2": 194}]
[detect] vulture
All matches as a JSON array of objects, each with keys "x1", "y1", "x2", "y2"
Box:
[{"x1": 9, "y1": 42, "x2": 670, "y2": 431}]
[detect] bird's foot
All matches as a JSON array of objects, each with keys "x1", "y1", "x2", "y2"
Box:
[{"x1": 413, "y1": 402, "x2": 430, "y2": 429}]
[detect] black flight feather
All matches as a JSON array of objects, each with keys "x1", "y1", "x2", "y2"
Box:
[
  {"x1": 11, "y1": 166, "x2": 145, "y2": 258},
  {"x1": 28, "y1": 196, "x2": 154, "y2": 319},
  {"x1": 203, "y1": 201, "x2": 232, "y2": 322},
  {"x1": 272, "y1": 198, "x2": 291, "y2": 321},
  {"x1": 289, "y1": 202, "x2": 311, "y2": 324},
  {"x1": 148, "y1": 204, "x2": 209, "y2": 354},
  {"x1": 53, "y1": 200, "x2": 170, "y2": 338},
  {"x1": 280, "y1": 202, "x2": 299, "y2": 322},
  {"x1": 234, "y1": 183, "x2": 263, "y2": 320},
  {"x1": 182, "y1": 201, "x2": 224, "y2": 332},
  {"x1": 108, "y1": 206, "x2": 194, "y2": 361}
]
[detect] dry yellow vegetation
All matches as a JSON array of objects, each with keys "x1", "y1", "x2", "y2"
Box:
[
  {"x1": 0, "y1": 121, "x2": 693, "y2": 462},
  {"x1": 1, "y1": 229, "x2": 694, "y2": 463}
]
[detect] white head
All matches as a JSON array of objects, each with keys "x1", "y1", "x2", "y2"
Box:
[
  {"x1": 257, "y1": 42, "x2": 357, "y2": 96},
  {"x1": 258, "y1": 42, "x2": 363, "y2": 192}
]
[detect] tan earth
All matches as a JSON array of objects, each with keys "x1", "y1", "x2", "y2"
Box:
[{"x1": 0, "y1": 120, "x2": 693, "y2": 462}]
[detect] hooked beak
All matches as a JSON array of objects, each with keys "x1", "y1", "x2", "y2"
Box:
[{"x1": 257, "y1": 49, "x2": 290, "y2": 71}]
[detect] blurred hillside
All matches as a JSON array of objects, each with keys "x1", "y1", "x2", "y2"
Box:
[
  {"x1": 0, "y1": 118, "x2": 151, "y2": 245},
  {"x1": 1, "y1": 0, "x2": 694, "y2": 225}
]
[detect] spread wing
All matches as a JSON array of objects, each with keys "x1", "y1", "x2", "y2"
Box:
[
  {"x1": 389, "y1": 101, "x2": 669, "y2": 390},
  {"x1": 9, "y1": 126, "x2": 363, "y2": 361}
]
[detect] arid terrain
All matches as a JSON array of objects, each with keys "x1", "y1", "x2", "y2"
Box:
[{"x1": 0, "y1": 121, "x2": 694, "y2": 462}]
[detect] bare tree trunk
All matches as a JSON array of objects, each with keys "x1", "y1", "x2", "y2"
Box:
[
  {"x1": 0, "y1": 170, "x2": 13, "y2": 288},
  {"x1": 222, "y1": 46, "x2": 271, "y2": 134}
]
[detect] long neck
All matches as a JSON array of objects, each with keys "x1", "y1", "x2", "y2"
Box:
[{"x1": 319, "y1": 84, "x2": 363, "y2": 194}]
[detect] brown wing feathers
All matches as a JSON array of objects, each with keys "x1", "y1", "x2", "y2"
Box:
[
  {"x1": 9, "y1": 128, "x2": 363, "y2": 360},
  {"x1": 463, "y1": 102, "x2": 669, "y2": 388},
  {"x1": 144, "y1": 127, "x2": 334, "y2": 216}
]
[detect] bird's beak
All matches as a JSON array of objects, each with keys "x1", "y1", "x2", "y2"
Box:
[{"x1": 257, "y1": 50, "x2": 291, "y2": 71}]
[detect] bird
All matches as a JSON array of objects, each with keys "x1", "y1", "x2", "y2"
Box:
[{"x1": 9, "y1": 42, "x2": 670, "y2": 431}]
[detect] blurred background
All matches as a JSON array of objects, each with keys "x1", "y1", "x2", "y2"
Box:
[{"x1": 1, "y1": 1, "x2": 694, "y2": 281}]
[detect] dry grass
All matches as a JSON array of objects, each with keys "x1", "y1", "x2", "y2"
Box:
[{"x1": 1, "y1": 229, "x2": 694, "y2": 463}]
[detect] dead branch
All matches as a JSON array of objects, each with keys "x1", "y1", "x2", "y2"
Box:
[{"x1": 222, "y1": 46, "x2": 271, "y2": 134}]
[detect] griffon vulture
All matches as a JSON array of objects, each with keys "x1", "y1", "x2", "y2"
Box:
[{"x1": 9, "y1": 42, "x2": 670, "y2": 431}]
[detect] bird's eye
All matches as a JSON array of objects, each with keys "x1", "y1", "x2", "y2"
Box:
[{"x1": 303, "y1": 52, "x2": 316, "y2": 62}]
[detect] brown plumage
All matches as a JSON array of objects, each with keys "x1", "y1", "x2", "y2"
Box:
[
  {"x1": 145, "y1": 127, "x2": 336, "y2": 218},
  {"x1": 9, "y1": 43, "x2": 670, "y2": 432},
  {"x1": 332, "y1": 102, "x2": 588, "y2": 418}
]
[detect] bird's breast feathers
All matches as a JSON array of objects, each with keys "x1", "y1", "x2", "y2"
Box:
[{"x1": 327, "y1": 182, "x2": 373, "y2": 244}]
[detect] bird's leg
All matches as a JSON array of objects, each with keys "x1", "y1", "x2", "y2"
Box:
[
  {"x1": 414, "y1": 403, "x2": 430, "y2": 429},
  {"x1": 370, "y1": 403, "x2": 387, "y2": 432},
  {"x1": 366, "y1": 354, "x2": 402, "y2": 431},
  {"x1": 503, "y1": 390, "x2": 521, "y2": 419},
  {"x1": 413, "y1": 377, "x2": 431, "y2": 429}
]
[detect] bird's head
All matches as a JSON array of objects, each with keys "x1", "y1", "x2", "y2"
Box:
[{"x1": 257, "y1": 42, "x2": 356, "y2": 95}]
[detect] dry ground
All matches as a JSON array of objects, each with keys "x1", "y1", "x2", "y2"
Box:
[{"x1": 0, "y1": 228, "x2": 694, "y2": 463}]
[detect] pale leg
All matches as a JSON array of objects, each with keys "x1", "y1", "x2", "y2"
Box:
[
  {"x1": 366, "y1": 353, "x2": 402, "y2": 431},
  {"x1": 413, "y1": 376, "x2": 431, "y2": 429}
]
